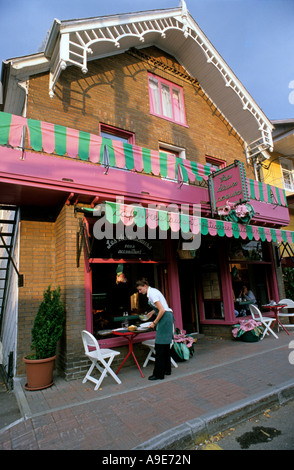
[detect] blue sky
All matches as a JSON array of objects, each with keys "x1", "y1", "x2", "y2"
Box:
[{"x1": 0, "y1": 0, "x2": 294, "y2": 120}]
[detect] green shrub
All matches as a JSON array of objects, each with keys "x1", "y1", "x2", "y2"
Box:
[
  {"x1": 31, "y1": 285, "x2": 64, "y2": 359},
  {"x1": 283, "y1": 268, "x2": 294, "y2": 300}
]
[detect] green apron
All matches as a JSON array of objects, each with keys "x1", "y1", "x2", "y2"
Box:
[{"x1": 149, "y1": 304, "x2": 174, "y2": 344}]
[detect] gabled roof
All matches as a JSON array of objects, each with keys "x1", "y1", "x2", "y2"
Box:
[{"x1": 1, "y1": 1, "x2": 273, "y2": 159}]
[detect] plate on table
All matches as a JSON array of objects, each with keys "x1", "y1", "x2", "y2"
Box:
[
  {"x1": 138, "y1": 322, "x2": 152, "y2": 330},
  {"x1": 97, "y1": 329, "x2": 113, "y2": 336}
]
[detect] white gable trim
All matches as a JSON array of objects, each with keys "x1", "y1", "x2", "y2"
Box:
[{"x1": 2, "y1": 3, "x2": 273, "y2": 159}]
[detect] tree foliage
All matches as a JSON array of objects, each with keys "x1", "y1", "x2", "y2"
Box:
[
  {"x1": 31, "y1": 285, "x2": 64, "y2": 359},
  {"x1": 283, "y1": 268, "x2": 294, "y2": 300}
]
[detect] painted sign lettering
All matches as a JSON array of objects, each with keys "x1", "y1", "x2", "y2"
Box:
[{"x1": 209, "y1": 161, "x2": 249, "y2": 213}]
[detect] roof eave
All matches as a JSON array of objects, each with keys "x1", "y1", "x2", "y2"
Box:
[{"x1": 1, "y1": 4, "x2": 273, "y2": 157}]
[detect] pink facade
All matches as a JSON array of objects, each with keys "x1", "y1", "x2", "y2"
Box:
[{"x1": 0, "y1": 113, "x2": 288, "y2": 343}]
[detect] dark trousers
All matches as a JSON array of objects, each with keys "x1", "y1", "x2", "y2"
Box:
[{"x1": 153, "y1": 343, "x2": 171, "y2": 379}]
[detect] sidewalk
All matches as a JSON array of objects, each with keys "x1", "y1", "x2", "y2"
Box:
[{"x1": 0, "y1": 331, "x2": 294, "y2": 450}]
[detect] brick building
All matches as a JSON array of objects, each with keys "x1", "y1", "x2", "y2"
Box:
[{"x1": 0, "y1": 4, "x2": 291, "y2": 383}]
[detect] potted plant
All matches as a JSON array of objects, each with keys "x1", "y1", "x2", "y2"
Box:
[
  {"x1": 23, "y1": 285, "x2": 64, "y2": 390},
  {"x1": 232, "y1": 318, "x2": 264, "y2": 342}
]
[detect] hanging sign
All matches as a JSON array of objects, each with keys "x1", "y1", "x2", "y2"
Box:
[{"x1": 209, "y1": 160, "x2": 249, "y2": 213}]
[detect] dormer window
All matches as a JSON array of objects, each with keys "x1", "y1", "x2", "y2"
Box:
[{"x1": 148, "y1": 73, "x2": 187, "y2": 126}]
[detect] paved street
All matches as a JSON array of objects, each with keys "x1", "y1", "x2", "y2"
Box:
[
  {"x1": 0, "y1": 332, "x2": 294, "y2": 450},
  {"x1": 195, "y1": 399, "x2": 294, "y2": 450}
]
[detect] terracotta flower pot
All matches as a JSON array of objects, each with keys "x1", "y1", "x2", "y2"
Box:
[{"x1": 23, "y1": 355, "x2": 56, "y2": 391}]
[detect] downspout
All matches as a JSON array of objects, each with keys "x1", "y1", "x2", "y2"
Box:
[
  {"x1": 253, "y1": 156, "x2": 260, "y2": 181},
  {"x1": 17, "y1": 80, "x2": 29, "y2": 158},
  {"x1": 17, "y1": 80, "x2": 29, "y2": 117}
]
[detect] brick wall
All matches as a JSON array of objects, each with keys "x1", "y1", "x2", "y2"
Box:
[
  {"x1": 17, "y1": 218, "x2": 55, "y2": 375},
  {"x1": 17, "y1": 205, "x2": 88, "y2": 379},
  {"x1": 26, "y1": 46, "x2": 254, "y2": 178},
  {"x1": 54, "y1": 205, "x2": 87, "y2": 380}
]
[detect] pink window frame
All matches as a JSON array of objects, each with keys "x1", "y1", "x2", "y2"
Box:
[
  {"x1": 205, "y1": 155, "x2": 226, "y2": 170},
  {"x1": 83, "y1": 219, "x2": 183, "y2": 346},
  {"x1": 99, "y1": 123, "x2": 135, "y2": 144},
  {"x1": 148, "y1": 73, "x2": 187, "y2": 127}
]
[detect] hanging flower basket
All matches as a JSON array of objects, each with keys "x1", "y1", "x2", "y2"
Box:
[
  {"x1": 232, "y1": 319, "x2": 264, "y2": 342},
  {"x1": 218, "y1": 202, "x2": 255, "y2": 225}
]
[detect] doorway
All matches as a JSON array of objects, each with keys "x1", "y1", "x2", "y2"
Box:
[{"x1": 178, "y1": 259, "x2": 199, "y2": 333}]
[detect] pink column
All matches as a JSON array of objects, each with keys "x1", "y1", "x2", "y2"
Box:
[
  {"x1": 165, "y1": 238, "x2": 183, "y2": 329},
  {"x1": 268, "y1": 242, "x2": 280, "y2": 302},
  {"x1": 218, "y1": 239, "x2": 235, "y2": 322}
]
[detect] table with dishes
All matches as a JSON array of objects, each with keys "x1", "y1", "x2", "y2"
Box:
[
  {"x1": 262, "y1": 303, "x2": 289, "y2": 335},
  {"x1": 112, "y1": 321, "x2": 153, "y2": 377}
]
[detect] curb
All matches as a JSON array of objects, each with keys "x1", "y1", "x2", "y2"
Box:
[
  {"x1": 133, "y1": 380, "x2": 294, "y2": 450},
  {"x1": 13, "y1": 378, "x2": 33, "y2": 419}
]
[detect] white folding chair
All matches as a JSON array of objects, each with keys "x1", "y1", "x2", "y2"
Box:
[
  {"x1": 278, "y1": 299, "x2": 294, "y2": 330},
  {"x1": 142, "y1": 340, "x2": 178, "y2": 369},
  {"x1": 249, "y1": 304, "x2": 278, "y2": 339},
  {"x1": 81, "y1": 330, "x2": 122, "y2": 390}
]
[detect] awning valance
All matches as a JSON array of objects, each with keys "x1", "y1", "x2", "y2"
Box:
[
  {"x1": 0, "y1": 112, "x2": 287, "y2": 207},
  {"x1": 80, "y1": 201, "x2": 294, "y2": 244}
]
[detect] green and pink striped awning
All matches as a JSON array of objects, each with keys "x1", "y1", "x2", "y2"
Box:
[
  {"x1": 0, "y1": 112, "x2": 288, "y2": 208},
  {"x1": 82, "y1": 201, "x2": 294, "y2": 243}
]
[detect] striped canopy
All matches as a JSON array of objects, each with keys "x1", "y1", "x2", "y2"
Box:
[
  {"x1": 82, "y1": 201, "x2": 294, "y2": 244},
  {"x1": 0, "y1": 112, "x2": 287, "y2": 207}
]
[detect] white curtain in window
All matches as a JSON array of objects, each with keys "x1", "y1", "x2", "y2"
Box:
[
  {"x1": 172, "y1": 88, "x2": 184, "y2": 123},
  {"x1": 149, "y1": 77, "x2": 161, "y2": 115},
  {"x1": 161, "y1": 83, "x2": 173, "y2": 118}
]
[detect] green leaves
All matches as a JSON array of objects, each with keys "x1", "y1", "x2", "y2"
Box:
[{"x1": 31, "y1": 285, "x2": 64, "y2": 359}]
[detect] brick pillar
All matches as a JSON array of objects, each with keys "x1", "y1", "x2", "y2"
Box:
[
  {"x1": 54, "y1": 204, "x2": 87, "y2": 380},
  {"x1": 17, "y1": 205, "x2": 87, "y2": 380}
]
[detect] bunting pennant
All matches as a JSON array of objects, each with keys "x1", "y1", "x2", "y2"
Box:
[
  {"x1": 0, "y1": 111, "x2": 288, "y2": 208},
  {"x1": 74, "y1": 201, "x2": 294, "y2": 244}
]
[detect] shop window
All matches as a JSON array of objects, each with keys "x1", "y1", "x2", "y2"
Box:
[
  {"x1": 91, "y1": 262, "x2": 167, "y2": 340},
  {"x1": 88, "y1": 234, "x2": 168, "y2": 340},
  {"x1": 148, "y1": 73, "x2": 187, "y2": 125},
  {"x1": 229, "y1": 240, "x2": 272, "y2": 307},
  {"x1": 205, "y1": 155, "x2": 226, "y2": 172},
  {"x1": 228, "y1": 240, "x2": 265, "y2": 262}
]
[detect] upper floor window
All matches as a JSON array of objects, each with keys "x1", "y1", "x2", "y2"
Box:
[
  {"x1": 159, "y1": 143, "x2": 186, "y2": 183},
  {"x1": 205, "y1": 155, "x2": 226, "y2": 172},
  {"x1": 99, "y1": 124, "x2": 135, "y2": 144},
  {"x1": 148, "y1": 73, "x2": 187, "y2": 126},
  {"x1": 280, "y1": 157, "x2": 294, "y2": 192}
]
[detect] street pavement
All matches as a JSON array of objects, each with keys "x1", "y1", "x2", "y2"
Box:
[
  {"x1": 194, "y1": 398, "x2": 294, "y2": 450},
  {"x1": 0, "y1": 330, "x2": 294, "y2": 450}
]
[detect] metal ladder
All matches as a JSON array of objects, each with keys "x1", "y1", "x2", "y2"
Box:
[{"x1": 0, "y1": 205, "x2": 22, "y2": 332}]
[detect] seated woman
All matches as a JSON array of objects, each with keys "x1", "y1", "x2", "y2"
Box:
[
  {"x1": 239, "y1": 285, "x2": 256, "y2": 303},
  {"x1": 238, "y1": 285, "x2": 257, "y2": 316}
]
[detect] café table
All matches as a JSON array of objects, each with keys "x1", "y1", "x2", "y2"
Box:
[
  {"x1": 112, "y1": 326, "x2": 151, "y2": 378},
  {"x1": 234, "y1": 299, "x2": 254, "y2": 316},
  {"x1": 262, "y1": 303, "x2": 290, "y2": 335}
]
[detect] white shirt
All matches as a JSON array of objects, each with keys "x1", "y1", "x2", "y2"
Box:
[{"x1": 147, "y1": 287, "x2": 172, "y2": 312}]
